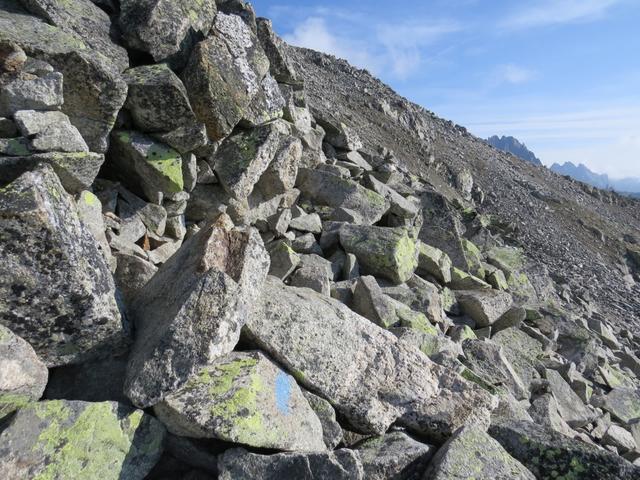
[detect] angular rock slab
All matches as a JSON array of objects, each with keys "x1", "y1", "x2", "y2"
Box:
[
  {"x1": 218, "y1": 448, "x2": 364, "y2": 480},
  {"x1": 455, "y1": 290, "x2": 513, "y2": 328},
  {"x1": 0, "y1": 165, "x2": 124, "y2": 367},
  {"x1": 246, "y1": 277, "x2": 496, "y2": 441},
  {"x1": 125, "y1": 223, "x2": 270, "y2": 408},
  {"x1": 154, "y1": 351, "x2": 325, "y2": 452},
  {"x1": 545, "y1": 368, "x2": 596, "y2": 428},
  {"x1": 492, "y1": 421, "x2": 640, "y2": 479},
  {"x1": 424, "y1": 425, "x2": 535, "y2": 480},
  {"x1": 339, "y1": 224, "x2": 418, "y2": 284},
  {"x1": 119, "y1": 0, "x2": 216, "y2": 67},
  {"x1": 303, "y1": 390, "x2": 343, "y2": 450},
  {"x1": 296, "y1": 168, "x2": 389, "y2": 225},
  {"x1": 0, "y1": 400, "x2": 165, "y2": 480},
  {"x1": 0, "y1": 324, "x2": 48, "y2": 419},
  {"x1": 597, "y1": 388, "x2": 640, "y2": 424}
]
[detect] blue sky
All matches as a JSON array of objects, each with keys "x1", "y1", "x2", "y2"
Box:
[{"x1": 251, "y1": 0, "x2": 640, "y2": 179}]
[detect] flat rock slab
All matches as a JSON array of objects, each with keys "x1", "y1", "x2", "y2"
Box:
[
  {"x1": 424, "y1": 425, "x2": 535, "y2": 480},
  {"x1": 154, "y1": 351, "x2": 325, "y2": 452},
  {"x1": 545, "y1": 368, "x2": 597, "y2": 428},
  {"x1": 125, "y1": 223, "x2": 270, "y2": 408},
  {"x1": 597, "y1": 388, "x2": 640, "y2": 424},
  {"x1": 455, "y1": 290, "x2": 513, "y2": 327},
  {"x1": 246, "y1": 277, "x2": 496, "y2": 442},
  {"x1": 0, "y1": 324, "x2": 48, "y2": 419},
  {"x1": 489, "y1": 420, "x2": 640, "y2": 480},
  {"x1": 0, "y1": 400, "x2": 165, "y2": 480},
  {"x1": 0, "y1": 165, "x2": 125, "y2": 367},
  {"x1": 218, "y1": 448, "x2": 365, "y2": 480}
]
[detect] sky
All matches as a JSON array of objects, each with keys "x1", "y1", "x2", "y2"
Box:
[{"x1": 250, "y1": 0, "x2": 640, "y2": 179}]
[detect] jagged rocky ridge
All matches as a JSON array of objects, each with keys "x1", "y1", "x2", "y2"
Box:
[{"x1": 0, "y1": 1, "x2": 639, "y2": 479}]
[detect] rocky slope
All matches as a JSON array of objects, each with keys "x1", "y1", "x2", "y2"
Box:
[
  {"x1": 1, "y1": 1, "x2": 639, "y2": 479},
  {"x1": 486, "y1": 135, "x2": 543, "y2": 166}
]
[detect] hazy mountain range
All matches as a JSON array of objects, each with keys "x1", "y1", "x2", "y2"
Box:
[{"x1": 488, "y1": 136, "x2": 640, "y2": 195}]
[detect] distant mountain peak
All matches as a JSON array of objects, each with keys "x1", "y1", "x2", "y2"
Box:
[{"x1": 486, "y1": 135, "x2": 543, "y2": 166}]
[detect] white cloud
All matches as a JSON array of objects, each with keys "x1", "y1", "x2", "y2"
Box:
[
  {"x1": 494, "y1": 64, "x2": 537, "y2": 85},
  {"x1": 502, "y1": 0, "x2": 623, "y2": 29}
]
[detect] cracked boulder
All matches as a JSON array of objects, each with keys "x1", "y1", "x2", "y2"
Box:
[
  {"x1": 0, "y1": 165, "x2": 125, "y2": 367},
  {"x1": 124, "y1": 223, "x2": 270, "y2": 408},
  {"x1": 245, "y1": 277, "x2": 496, "y2": 442},
  {"x1": 0, "y1": 400, "x2": 165, "y2": 480},
  {"x1": 0, "y1": 324, "x2": 48, "y2": 419},
  {"x1": 154, "y1": 351, "x2": 325, "y2": 452},
  {"x1": 339, "y1": 224, "x2": 418, "y2": 284}
]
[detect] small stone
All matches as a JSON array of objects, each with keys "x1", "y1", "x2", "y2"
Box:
[
  {"x1": 289, "y1": 254, "x2": 333, "y2": 296},
  {"x1": 14, "y1": 110, "x2": 88, "y2": 153},
  {"x1": 0, "y1": 70, "x2": 63, "y2": 116},
  {"x1": 268, "y1": 241, "x2": 301, "y2": 280},
  {"x1": 417, "y1": 242, "x2": 453, "y2": 284},
  {"x1": 449, "y1": 267, "x2": 492, "y2": 290}
]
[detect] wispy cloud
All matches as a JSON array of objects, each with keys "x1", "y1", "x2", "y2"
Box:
[
  {"x1": 501, "y1": 0, "x2": 623, "y2": 29},
  {"x1": 493, "y1": 64, "x2": 537, "y2": 85}
]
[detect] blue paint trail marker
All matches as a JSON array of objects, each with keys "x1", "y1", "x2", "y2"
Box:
[{"x1": 275, "y1": 371, "x2": 292, "y2": 415}]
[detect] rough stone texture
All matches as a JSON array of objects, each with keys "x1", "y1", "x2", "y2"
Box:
[
  {"x1": 14, "y1": 109, "x2": 89, "y2": 153},
  {"x1": 119, "y1": 0, "x2": 216, "y2": 68},
  {"x1": 256, "y1": 18, "x2": 300, "y2": 84},
  {"x1": 597, "y1": 388, "x2": 640, "y2": 424},
  {"x1": 491, "y1": 328, "x2": 543, "y2": 392},
  {"x1": 545, "y1": 368, "x2": 597, "y2": 428},
  {"x1": 355, "y1": 431, "x2": 435, "y2": 480},
  {"x1": 303, "y1": 391, "x2": 343, "y2": 450},
  {"x1": 255, "y1": 135, "x2": 302, "y2": 197},
  {"x1": 246, "y1": 277, "x2": 496, "y2": 442},
  {"x1": 0, "y1": 400, "x2": 165, "y2": 480},
  {"x1": 0, "y1": 324, "x2": 48, "y2": 419},
  {"x1": 125, "y1": 223, "x2": 270, "y2": 408},
  {"x1": 154, "y1": 351, "x2": 324, "y2": 451},
  {"x1": 490, "y1": 420, "x2": 640, "y2": 480},
  {"x1": 296, "y1": 168, "x2": 389, "y2": 225},
  {"x1": 424, "y1": 425, "x2": 535, "y2": 480},
  {"x1": 214, "y1": 120, "x2": 290, "y2": 200},
  {"x1": 339, "y1": 224, "x2": 418, "y2": 284},
  {"x1": 417, "y1": 242, "x2": 452, "y2": 284},
  {"x1": 0, "y1": 3, "x2": 128, "y2": 152},
  {"x1": 352, "y1": 275, "x2": 398, "y2": 328},
  {"x1": 182, "y1": 13, "x2": 269, "y2": 141},
  {"x1": 108, "y1": 131, "x2": 183, "y2": 202},
  {"x1": 455, "y1": 290, "x2": 513, "y2": 327},
  {"x1": 0, "y1": 67, "x2": 62, "y2": 117},
  {"x1": 0, "y1": 165, "x2": 124, "y2": 367},
  {"x1": 218, "y1": 448, "x2": 364, "y2": 480},
  {"x1": 268, "y1": 241, "x2": 300, "y2": 280},
  {"x1": 241, "y1": 73, "x2": 286, "y2": 127}
]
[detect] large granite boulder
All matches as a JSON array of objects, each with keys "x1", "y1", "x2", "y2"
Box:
[
  {"x1": 125, "y1": 222, "x2": 270, "y2": 408},
  {"x1": 218, "y1": 448, "x2": 364, "y2": 480},
  {"x1": 245, "y1": 277, "x2": 496, "y2": 442},
  {"x1": 154, "y1": 351, "x2": 325, "y2": 451},
  {"x1": 0, "y1": 400, "x2": 165, "y2": 480},
  {"x1": 0, "y1": 324, "x2": 48, "y2": 419},
  {"x1": 0, "y1": 165, "x2": 125, "y2": 367},
  {"x1": 119, "y1": 0, "x2": 217, "y2": 68}
]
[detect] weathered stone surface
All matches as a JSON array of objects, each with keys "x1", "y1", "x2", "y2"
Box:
[
  {"x1": 218, "y1": 448, "x2": 364, "y2": 480},
  {"x1": 241, "y1": 74, "x2": 286, "y2": 127},
  {"x1": 254, "y1": 135, "x2": 302, "y2": 197},
  {"x1": 382, "y1": 275, "x2": 445, "y2": 326},
  {"x1": 114, "y1": 253, "x2": 157, "y2": 306},
  {"x1": 119, "y1": 0, "x2": 216, "y2": 67},
  {"x1": 303, "y1": 391, "x2": 343, "y2": 450},
  {"x1": 290, "y1": 254, "x2": 332, "y2": 296},
  {"x1": 449, "y1": 267, "x2": 491, "y2": 290},
  {"x1": 0, "y1": 39, "x2": 27, "y2": 73},
  {"x1": 246, "y1": 277, "x2": 496, "y2": 441},
  {"x1": 0, "y1": 400, "x2": 165, "y2": 480},
  {"x1": 256, "y1": 18, "x2": 300, "y2": 84},
  {"x1": 365, "y1": 174, "x2": 420, "y2": 219},
  {"x1": 0, "y1": 165, "x2": 124, "y2": 367},
  {"x1": 355, "y1": 431, "x2": 435, "y2": 480},
  {"x1": 417, "y1": 242, "x2": 452, "y2": 284},
  {"x1": 183, "y1": 13, "x2": 269, "y2": 141},
  {"x1": 603, "y1": 424, "x2": 637, "y2": 453},
  {"x1": 0, "y1": 324, "x2": 48, "y2": 419},
  {"x1": 214, "y1": 120, "x2": 290, "y2": 200},
  {"x1": 0, "y1": 68, "x2": 62, "y2": 116},
  {"x1": 268, "y1": 241, "x2": 300, "y2": 280},
  {"x1": 0, "y1": 4, "x2": 128, "y2": 152},
  {"x1": 352, "y1": 275, "x2": 398, "y2": 328},
  {"x1": 125, "y1": 223, "x2": 270, "y2": 408},
  {"x1": 455, "y1": 290, "x2": 513, "y2": 328},
  {"x1": 290, "y1": 212, "x2": 322, "y2": 233},
  {"x1": 296, "y1": 168, "x2": 389, "y2": 225},
  {"x1": 316, "y1": 118, "x2": 362, "y2": 151},
  {"x1": 14, "y1": 110, "x2": 88, "y2": 153},
  {"x1": 596, "y1": 388, "x2": 640, "y2": 424},
  {"x1": 492, "y1": 328, "x2": 543, "y2": 392},
  {"x1": 490, "y1": 420, "x2": 640, "y2": 479},
  {"x1": 108, "y1": 131, "x2": 183, "y2": 202},
  {"x1": 339, "y1": 224, "x2": 418, "y2": 284},
  {"x1": 424, "y1": 425, "x2": 535, "y2": 480},
  {"x1": 154, "y1": 351, "x2": 325, "y2": 451},
  {"x1": 545, "y1": 368, "x2": 596, "y2": 428}
]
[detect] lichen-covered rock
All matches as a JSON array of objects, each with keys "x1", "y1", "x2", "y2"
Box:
[
  {"x1": 125, "y1": 223, "x2": 270, "y2": 408},
  {"x1": 119, "y1": 0, "x2": 216, "y2": 68},
  {"x1": 218, "y1": 447, "x2": 365, "y2": 480},
  {"x1": 352, "y1": 275, "x2": 399, "y2": 328},
  {"x1": 241, "y1": 73, "x2": 286, "y2": 127},
  {"x1": 339, "y1": 224, "x2": 418, "y2": 284},
  {"x1": 256, "y1": 18, "x2": 300, "y2": 84},
  {"x1": 246, "y1": 277, "x2": 496, "y2": 442},
  {"x1": 183, "y1": 12, "x2": 269, "y2": 141},
  {"x1": 154, "y1": 351, "x2": 325, "y2": 451},
  {"x1": 449, "y1": 267, "x2": 491, "y2": 290},
  {"x1": 123, "y1": 64, "x2": 206, "y2": 153},
  {"x1": 296, "y1": 168, "x2": 389, "y2": 225},
  {"x1": 268, "y1": 241, "x2": 301, "y2": 280},
  {"x1": 489, "y1": 420, "x2": 640, "y2": 479},
  {"x1": 491, "y1": 328, "x2": 543, "y2": 392},
  {"x1": 355, "y1": 431, "x2": 435, "y2": 480},
  {"x1": 108, "y1": 131, "x2": 183, "y2": 202},
  {"x1": 214, "y1": 120, "x2": 290, "y2": 200},
  {"x1": 424, "y1": 425, "x2": 535, "y2": 480},
  {"x1": 0, "y1": 400, "x2": 165, "y2": 480},
  {"x1": 417, "y1": 242, "x2": 452, "y2": 284},
  {"x1": 0, "y1": 165, "x2": 125, "y2": 367},
  {"x1": 455, "y1": 290, "x2": 513, "y2": 327},
  {"x1": 0, "y1": 325, "x2": 48, "y2": 419},
  {"x1": 0, "y1": 4, "x2": 128, "y2": 152},
  {"x1": 303, "y1": 391, "x2": 343, "y2": 450},
  {"x1": 14, "y1": 110, "x2": 89, "y2": 153}
]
